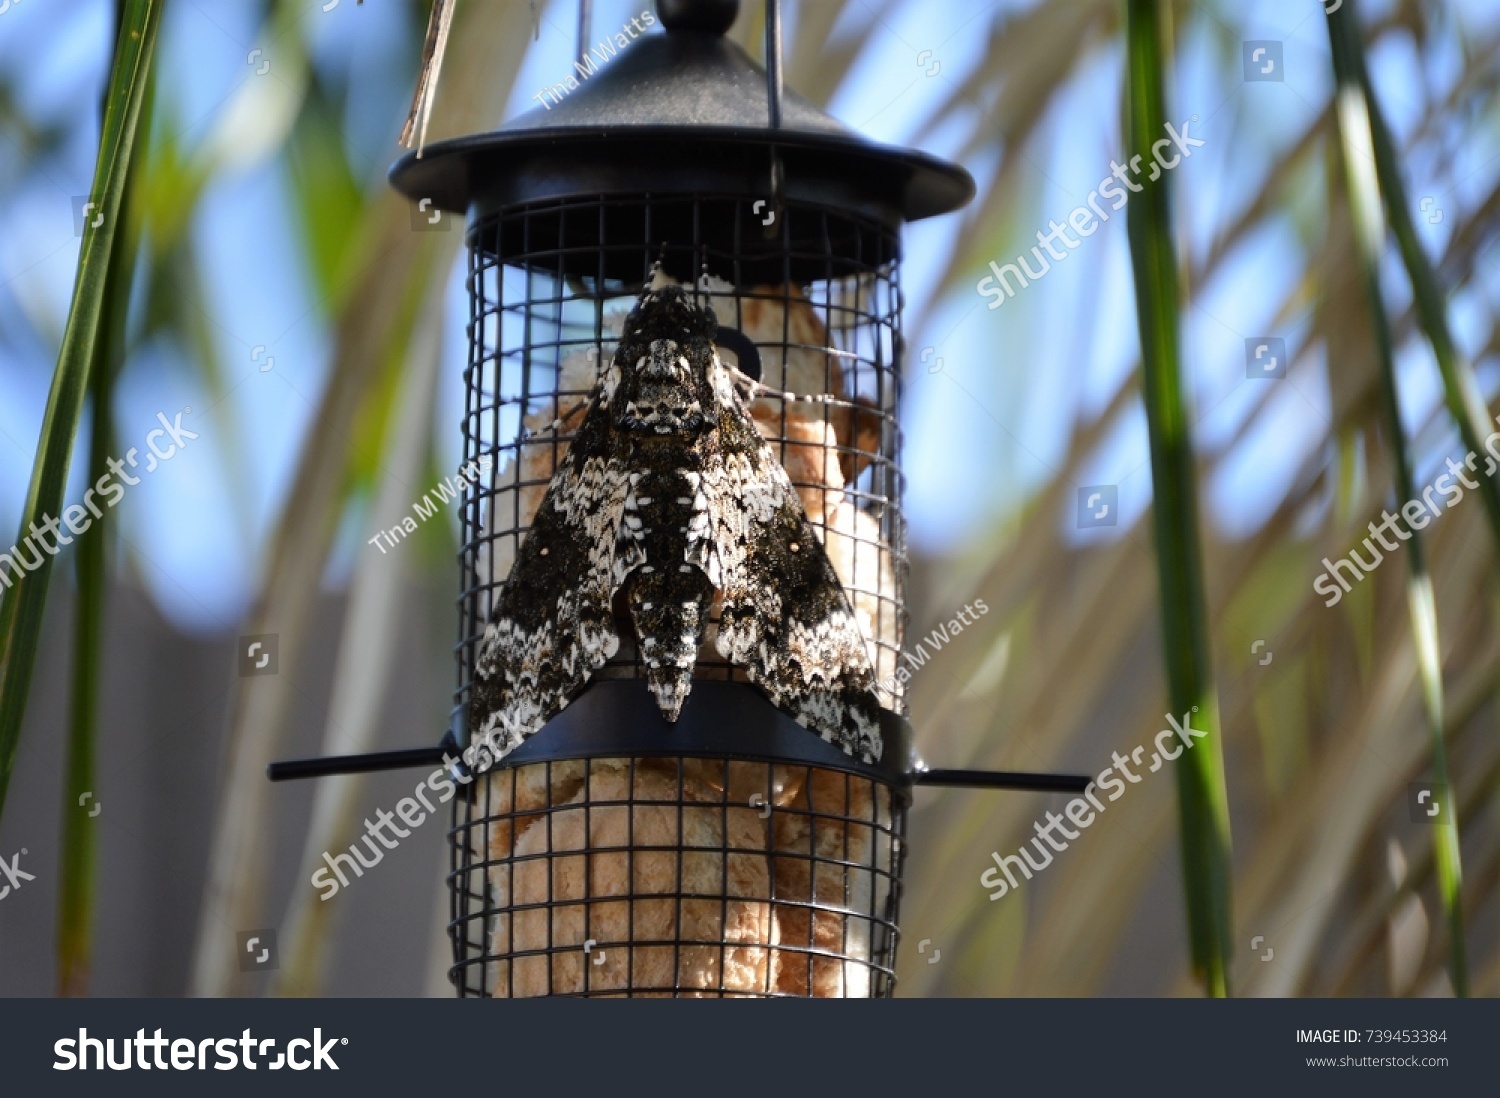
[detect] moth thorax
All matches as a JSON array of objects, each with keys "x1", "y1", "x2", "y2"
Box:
[
  {"x1": 620, "y1": 339, "x2": 709, "y2": 435},
  {"x1": 642, "y1": 338, "x2": 690, "y2": 380},
  {"x1": 620, "y1": 386, "x2": 706, "y2": 435}
]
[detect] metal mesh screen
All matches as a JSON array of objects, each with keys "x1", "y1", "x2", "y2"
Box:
[
  {"x1": 450, "y1": 757, "x2": 906, "y2": 997},
  {"x1": 448, "y1": 194, "x2": 909, "y2": 996}
]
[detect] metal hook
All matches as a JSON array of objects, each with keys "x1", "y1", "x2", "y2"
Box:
[
  {"x1": 763, "y1": 0, "x2": 785, "y2": 237},
  {"x1": 764, "y1": 0, "x2": 783, "y2": 131},
  {"x1": 575, "y1": 0, "x2": 592, "y2": 61},
  {"x1": 714, "y1": 325, "x2": 763, "y2": 381}
]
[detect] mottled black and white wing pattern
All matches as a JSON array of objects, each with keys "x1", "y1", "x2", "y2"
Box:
[
  {"x1": 470, "y1": 267, "x2": 884, "y2": 766},
  {"x1": 468, "y1": 385, "x2": 632, "y2": 759},
  {"x1": 706, "y1": 377, "x2": 884, "y2": 764}
]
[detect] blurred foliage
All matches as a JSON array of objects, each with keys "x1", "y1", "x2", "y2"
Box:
[
  {"x1": 1327, "y1": 0, "x2": 1467, "y2": 996},
  {"x1": 898, "y1": 0, "x2": 1499, "y2": 999}
]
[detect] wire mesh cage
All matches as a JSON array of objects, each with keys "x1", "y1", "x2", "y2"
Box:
[
  {"x1": 447, "y1": 194, "x2": 912, "y2": 996},
  {"x1": 452, "y1": 756, "x2": 905, "y2": 997},
  {"x1": 461, "y1": 196, "x2": 906, "y2": 707}
]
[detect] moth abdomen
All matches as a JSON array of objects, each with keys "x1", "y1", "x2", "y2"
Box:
[{"x1": 622, "y1": 465, "x2": 716, "y2": 721}]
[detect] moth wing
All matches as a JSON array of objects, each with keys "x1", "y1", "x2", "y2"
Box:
[
  {"x1": 470, "y1": 397, "x2": 631, "y2": 760},
  {"x1": 708, "y1": 393, "x2": 884, "y2": 763}
]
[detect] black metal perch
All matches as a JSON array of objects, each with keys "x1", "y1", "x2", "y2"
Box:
[
  {"x1": 269, "y1": 748, "x2": 1091, "y2": 794},
  {"x1": 269, "y1": 737, "x2": 1091, "y2": 795}
]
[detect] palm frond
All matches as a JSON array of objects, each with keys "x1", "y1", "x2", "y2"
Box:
[
  {"x1": 1336, "y1": 5, "x2": 1500, "y2": 552},
  {"x1": 56, "y1": 53, "x2": 156, "y2": 997},
  {"x1": 0, "y1": 0, "x2": 163, "y2": 823},
  {"x1": 1325, "y1": 0, "x2": 1468, "y2": 997}
]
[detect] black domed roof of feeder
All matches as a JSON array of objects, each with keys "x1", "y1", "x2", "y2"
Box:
[{"x1": 389, "y1": 0, "x2": 973, "y2": 279}]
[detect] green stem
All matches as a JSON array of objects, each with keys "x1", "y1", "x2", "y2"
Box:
[
  {"x1": 1349, "y1": 6, "x2": 1500, "y2": 545},
  {"x1": 1124, "y1": 0, "x2": 1234, "y2": 996},
  {"x1": 1325, "y1": 0, "x2": 1468, "y2": 998},
  {"x1": 0, "y1": 0, "x2": 162, "y2": 824},
  {"x1": 56, "y1": 40, "x2": 154, "y2": 998}
]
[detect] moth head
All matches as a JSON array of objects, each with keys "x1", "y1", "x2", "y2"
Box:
[
  {"x1": 614, "y1": 282, "x2": 720, "y2": 435},
  {"x1": 628, "y1": 280, "x2": 718, "y2": 341}
]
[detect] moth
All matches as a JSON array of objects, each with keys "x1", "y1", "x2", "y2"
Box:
[{"x1": 469, "y1": 268, "x2": 884, "y2": 766}]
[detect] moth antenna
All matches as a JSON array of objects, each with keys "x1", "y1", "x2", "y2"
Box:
[
  {"x1": 646, "y1": 243, "x2": 671, "y2": 287},
  {"x1": 647, "y1": 261, "x2": 673, "y2": 292},
  {"x1": 725, "y1": 361, "x2": 834, "y2": 405}
]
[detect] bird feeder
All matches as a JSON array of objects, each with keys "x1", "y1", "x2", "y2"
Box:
[{"x1": 272, "y1": 0, "x2": 1087, "y2": 998}]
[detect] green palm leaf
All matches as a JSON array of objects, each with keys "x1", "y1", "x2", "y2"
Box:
[
  {"x1": 1325, "y1": 0, "x2": 1468, "y2": 998},
  {"x1": 0, "y1": 0, "x2": 163, "y2": 825},
  {"x1": 56, "y1": 55, "x2": 155, "y2": 995},
  {"x1": 1123, "y1": 0, "x2": 1233, "y2": 996}
]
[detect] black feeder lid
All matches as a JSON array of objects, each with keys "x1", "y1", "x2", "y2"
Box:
[{"x1": 387, "y1": 0, "x2": 974, "y2": 281}]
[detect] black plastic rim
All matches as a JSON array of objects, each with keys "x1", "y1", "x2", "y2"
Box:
[
  {"x1": 454, "y1": 679, "x2": 914, "y2": 792},
  {"x1": 390, "y1": 126, "x2": 974, "y2": 228}
]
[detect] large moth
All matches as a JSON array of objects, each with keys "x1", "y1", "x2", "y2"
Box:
[{"x1": 469, "y1": 268, "x2": 884, "y2": 765}]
